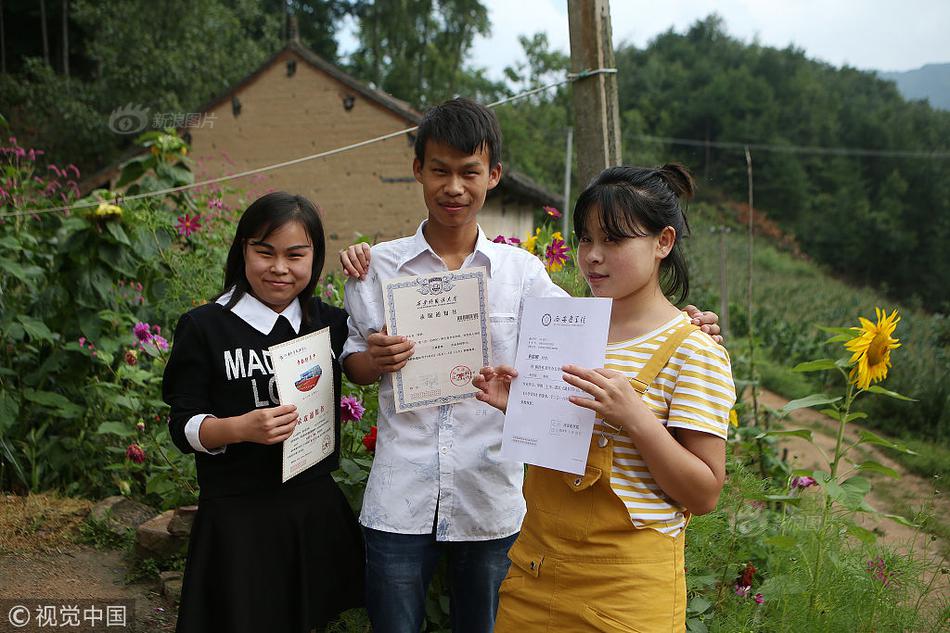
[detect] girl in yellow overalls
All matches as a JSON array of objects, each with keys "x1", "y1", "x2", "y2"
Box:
[{"x1": 474, "y1": 164, "x2": 736, "y2": 632}]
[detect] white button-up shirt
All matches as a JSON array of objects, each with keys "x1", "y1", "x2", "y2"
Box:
[{"x1": 341, "y1": 221, "x2": 567, "y2": 541}]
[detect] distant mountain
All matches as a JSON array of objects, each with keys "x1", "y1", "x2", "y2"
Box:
[{"x1": 879, "y1": 63, "x2": 950, "y2": 110}]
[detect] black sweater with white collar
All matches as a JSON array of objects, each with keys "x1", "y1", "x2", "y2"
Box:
[{"x1": 163, "y1": 298, "x2": 349, "y2": 499}]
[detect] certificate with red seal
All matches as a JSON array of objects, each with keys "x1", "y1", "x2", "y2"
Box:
[
  {"x1": 382, "y1": 267, "x2": 492, "y2": 412},
  {"x1": 270, "y1": 327, "x2": 335, "y2": 482}
]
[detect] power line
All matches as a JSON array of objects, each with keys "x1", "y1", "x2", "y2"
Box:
[
  {"x1": 0, "y1": 70, "x2": 601, "y2": 220},
  {"x1": 630, "y1": 134, "x2": 950, "y2": 159}
]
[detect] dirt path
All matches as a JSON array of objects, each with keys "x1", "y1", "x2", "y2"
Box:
[
  {"x1": 0, "y1": 495, "x2": 176, "y2": 632},
  {"x1": 752, "y1": 388, "x2": 949, "y2": 604}
]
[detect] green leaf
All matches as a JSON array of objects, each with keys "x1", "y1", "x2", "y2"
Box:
[
  {"x1": 0, "y1": 391, "x2": 20, "y2": 433},
  {"x1": 23, "y1": 389, "x2": 83, "y2": 418},
  {"x1": 687, "y1": 596, "x2": 712, "y2": 615},
  {"x1": 105, "y1": 222, "x2": 132, "y2": 246},
  {"x1": 755, "y1": 429, "x2": 813, "y2": 442},
  {"x1": 839, "y1": 476, "x2": 871, "y2": 510},
  {"x1": 686, "y1": 618, "x2": 709, "y2": 633},
  {"x1": 857, "y1": 430, "x2": 917, "y2": 455},
  {"x1": 882, "y1": 513, "x2": 918, "y2": 528},
  {"x1": 16, "y1": 315, "x2": 55, "y2": 343},
  {"x1": 96, "y1": 421, "x2": 136, "y2": 437},
  {"x1": 0, "y1": 258, "x2": 44, "y2": 283},
  {"x1": 146, "y1": 473, "x2": 176, "y2": 497},
  {"x1": 847, "y1": 524, "x2": 877, "y2": 544},
  {"x1": 866, "y1": 386, "x2": 916, "y2": 401},
  {"x1": 825, "y1": 333, "x2": 854, "y2": 344},
  {"x1": 781, "y1": 394, "x2": 841, "y2": 415},
  {"x1": 854, "y1": 460, "x2": 900, "y2": 479},
  {"x1": 792, "y1": 359, "x2": 837, "y2": 372},
  {"x1": 765, "y1": 534, "x2": 798, "y2": 549}
]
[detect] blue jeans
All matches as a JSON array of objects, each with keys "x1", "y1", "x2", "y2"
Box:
[{"x1": 363, "y1": 526, "x2": 518, "y2": 633}]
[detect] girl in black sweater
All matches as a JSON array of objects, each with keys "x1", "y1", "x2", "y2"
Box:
[{"x1": 163, "y1": 192, "x2": 364, "y2": 633}]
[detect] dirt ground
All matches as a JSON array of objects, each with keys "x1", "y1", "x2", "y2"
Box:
[{"x1": 0, "y1": 494, "x2": 176, "y2": 632}]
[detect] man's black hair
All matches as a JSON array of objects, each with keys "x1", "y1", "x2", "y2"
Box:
[{"x1": 414, "y1": 97, "x2": 502, "y2": 169}]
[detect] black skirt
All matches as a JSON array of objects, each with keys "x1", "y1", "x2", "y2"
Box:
[{"x1": 176, "y1": 475, "x2": 364, "y2": 633}]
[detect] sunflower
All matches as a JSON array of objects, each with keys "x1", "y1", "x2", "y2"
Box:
[{"x1": 844, "y1": 308, "x2": 901, "y2": 390}]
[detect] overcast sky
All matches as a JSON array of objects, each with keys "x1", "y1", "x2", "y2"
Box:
[{"x1": 340, "y1": 0, "x2": 950, "y2": 80}]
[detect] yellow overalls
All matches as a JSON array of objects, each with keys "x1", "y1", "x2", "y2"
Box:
[{"x1": 495, "y1": 325, "x2": 698, "y2": 633}]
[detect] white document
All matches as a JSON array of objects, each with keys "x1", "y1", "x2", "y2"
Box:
[
  {"x1": 382, "y1": 267, "x2": 492, "y2": 412},
  {"x1": 501, "y1": 297, "x2": 612, "y2": 475},
  {"x1": 270, "y1": 328, "x2": 336, "y2": 483}
]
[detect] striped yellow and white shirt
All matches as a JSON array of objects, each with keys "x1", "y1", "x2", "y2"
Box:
[{"x1": 597, "y1": 313, "x2": 736, "y2": 537}]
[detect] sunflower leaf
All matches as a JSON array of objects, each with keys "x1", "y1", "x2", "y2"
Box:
[
  {"x1": 857, "y1": 430, "x2": 917, "y2": 455},
  {"x1": 781, "y1": 394, "x2": 841, "y2": 415},
  {"x1": 756, "y1": 429, "x2": 814, "y2": 442},
  {"x1": 853, "y1": 460, "x2": 900, "y2": 479},
  {"x1": 792, "y1": 359, "x2": 837, "y2": 373},
  {"x1": 865, "y1": 386, "x2": 916, "y2": 401}
]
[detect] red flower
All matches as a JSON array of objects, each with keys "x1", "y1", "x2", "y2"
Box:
[
  {"x1": 362, "y1": 426, "x2": 378, "y2": 454},
  {"x1": 175, "y1": 214, "x2": 202, "y2": 238},
  {"x1": 738, "y1": 562, "x2": 757, "y2": 587},
  {"x1": 126, "y1": 443, "x2": 146, "y2": 464},
  {"x1": 543, "y1": 205, "x2": 562, "y2": 219},
  {"x1": 125, "y1": 350, "x2": 138, "y2": 366},
  {"x1": 544, "y1": 237, "x2": 570, "y2": 272}
]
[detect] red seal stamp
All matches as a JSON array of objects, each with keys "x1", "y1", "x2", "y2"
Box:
[{"x1": 450, "y1": 365, "x2": 473, "y2": 386}]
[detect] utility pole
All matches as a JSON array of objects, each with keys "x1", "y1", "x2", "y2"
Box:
[
  {"x1": 561, "y1": 126, "x2": 573, "y2": 237},
  {"x1": 568, "y1": 0, "x2": 621, "y2": 188}
]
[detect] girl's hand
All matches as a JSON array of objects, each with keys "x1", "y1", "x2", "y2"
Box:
[
  {"x1": 562, "y1": 364, "x2": 651, "y2": 429},
  {"x1": 236, "y1": 404, "x2": 299, "y2": 445},
  {"x1": 340, "y1": 243, "x2": 372, "y2": 279},
  {"x1": 472, "y1": 365, "x2": 518, "y2": 412}
]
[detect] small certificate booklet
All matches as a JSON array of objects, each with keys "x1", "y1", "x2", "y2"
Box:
[
  {"x1": 270, "y1": 327, "x2": 335, "y2": 483},
  {"x1": 501, "y1": 297, "x2": 612, "y2": 475},
  {"x1": 382, "y1": 266, "x2": 492, "y2": 412}
]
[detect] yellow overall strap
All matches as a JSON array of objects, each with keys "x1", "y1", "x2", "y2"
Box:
[{"x1": 628, "y1": 321, "x2": 699, "y2": 394}]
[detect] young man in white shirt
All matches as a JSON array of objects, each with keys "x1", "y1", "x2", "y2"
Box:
[{"x1": 339, "y1": 98, "x2": 720, "y2": 633}]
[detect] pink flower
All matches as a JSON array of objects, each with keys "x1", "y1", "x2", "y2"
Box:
[
  {"x1": 492, "y1": 235, "x2": 523, "y2": 247},
  {"x1": 133, "y1": 322, "x2": 152, "y2": 342},
  {"x1": 753, "y1": 593, "x2": 764, "y2": 605},
  {"x1": 734, "y1": 584, "x2": 751, "y2": 597},
  {"x1": 341, "y1": 396, "x2": 365, "y2": 422},
  {"x1": 545, "y1": 237, "x2": 570, "y2": 271},
  {"x1": 866, "y1": 557, "x2": 892, "y2": 587},
  {"x1": 136, "y1": 421, "x2": 146, "y2": 432},
  {"x1": 78, "y1": 337, "x2": 87, "y2": 348},
  {"x1": 126, "y1": 443, "x2": 146, "y2": 464},
  {"x1": 175, "y1": 214, "x2": 202, "y2": 238},
  {"x1": 152, "y1": 335, "x2": 169, "y2": 351},
  {"x1": 543, "y1": 205, "x2": 562, "y2": 219},
  {"x1": 791, "y1": 476, "x2": 817, "y2": 490}
]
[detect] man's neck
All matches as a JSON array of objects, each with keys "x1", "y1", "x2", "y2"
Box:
[{"x1": 422, "y1": 220, "x2": 479, "y2": 271}]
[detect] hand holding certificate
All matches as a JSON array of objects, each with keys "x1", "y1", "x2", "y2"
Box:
[
  {"x1": 500, "y1": 297, "x2": 612, "y2": 474},
  {"x1": 271, "y1": 328, "x2": 336, "y2": 483},
  {"x1": 382, "y1": 267, "x2": 492, "y2": 412}
]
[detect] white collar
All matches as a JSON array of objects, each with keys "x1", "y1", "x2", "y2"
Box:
[
  {"x1": 398, "y1": 220, "x2": 496, "y2": 276},
  {"x1": 216, "y1": 288, "x2": 302, "y2": 335}
]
